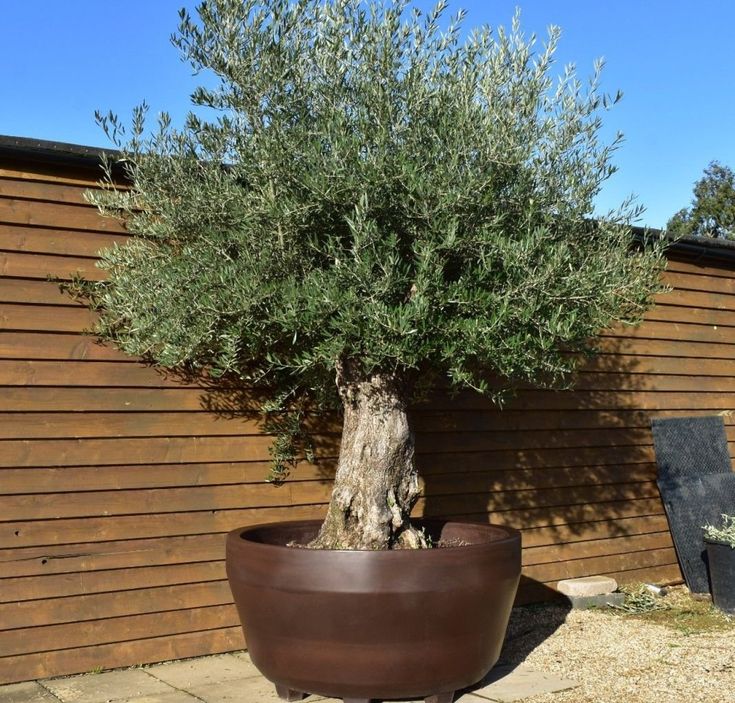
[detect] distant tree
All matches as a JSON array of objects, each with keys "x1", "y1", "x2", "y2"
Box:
[
  {"x1": 77, "y1": 0, "x2": 666, "y2": 550},
  {"x1": 667, "y1": 161, "x2": 735, "y2": 239}
]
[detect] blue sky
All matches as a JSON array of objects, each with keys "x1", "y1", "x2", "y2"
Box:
[{"x1": 2, "y1": 1, "x2": 733, "y2": 228}]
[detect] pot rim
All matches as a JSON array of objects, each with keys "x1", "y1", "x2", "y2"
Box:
[
  {"x1": 704, "y1": 536, "x2": 735, "y2": 548},
  {"x1": 228, "y1": 518, "x2": 521, "y2": 555}
]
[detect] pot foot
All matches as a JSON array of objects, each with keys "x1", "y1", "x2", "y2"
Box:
[
  {"x1": 275, "y1": 684, "x2": 308, "y2": 701},
  {"x1": 425, "y1": 693, "x2": 454, "y2": 703},
  {"x1": 343, "y1": 699, "x2": 373, "y2": 703}
]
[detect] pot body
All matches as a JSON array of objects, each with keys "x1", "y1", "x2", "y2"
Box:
[
  {"x1": 226, "y1": 519, "x2": 521, "y2": 700},
  {"x1": 706, "y1": 539, "x2": 735, "y2": 614}
]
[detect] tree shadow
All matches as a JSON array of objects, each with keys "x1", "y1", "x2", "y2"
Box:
[
  {"x1": 154, "y1": 327, "x2": 679, "y2": 603},
  {"x1": 414, "y1": 332, "x2": 682, "y2": 600}
]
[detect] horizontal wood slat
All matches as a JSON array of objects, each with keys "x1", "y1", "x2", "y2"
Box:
[
  {"x1": 596, "y1": 336, "x2": 735, "y2": 358},
  {"x1": 0, "y1": 360, "x2": 197, "y2": 387},
  {"x1": 644, "y1": 303, "x2": 735, "y2": 328},
  {"x1": 522, "y1": 530, "x2": 673, "y2": 567},
  {"x1": 0, "y1": 251, "x2": 105, "y2": 280},
  {"x1": 0, "y1": 481, "x2": 332, "y2": 521},
  {"x1": 655, "y1": 286, "x2": 735, "y2": 311},
  {"x1": 0, "y1": 278, "x2": 83, "y2": 305},
  {"x1": 0, "y1": 580, "x2": 235, "y2": 630},
  {"x1": 0, "y1": 627, "x2": 244, "y2": 686},
  {"x1": 0, "y1": 533, "x2": 228, "y2": 579},
  {"x1": 607, "y1": 318, "x2": 735, "y2": 345},
  {"x1": 0, "y1": 303, "x2": 98, "y2": 332},
  {"x1": 0, "y1": 435, "x2": 290, "y2": 468},
  {"x1": 0, "y1": 225, "x2": 125, "y2": 258},
  {"x1": 0, "y1": 176, "x2": 101, "y2": 206},
  {"x1": 0, "y1": 167, "x2": 103, "y2": 187},
  {"x1": 0, "y1": 604, "x2": 238, "y2": 658},
  {"x1": 666, "y1": 258, "x2": 735, "y2": 278},
  {"x1": 0, "y1": 560, "x2": 227, "y2": 604},
  {"x1": 0, "y1": 196, "x2": 126, "y2": 233},
  {"x1": 0, "y1": 332, "x2": 128, "y2": 361}
]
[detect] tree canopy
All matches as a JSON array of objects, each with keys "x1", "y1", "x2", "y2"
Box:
[
  {"x1": 82, "y1": 0, "x2": 666, "y2": 477},
  {"x1": 667, "y1": 161, "x2": 735, "y2": 239}
]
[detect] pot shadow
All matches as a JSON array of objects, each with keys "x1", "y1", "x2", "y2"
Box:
[
  {"x1": 458, "y1": 590, "x2": 573, "y2": 700},
  {"x1": 496, "y1": 580, "x2": 572, "y2": 665}
]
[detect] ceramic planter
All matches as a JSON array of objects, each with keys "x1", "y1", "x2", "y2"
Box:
[
  {"x1": 226, "y1": 519, "x2": 521, "y2": 703},
  {"x1": 705, "y1": 538, "x2": 735, "y2": 613}
]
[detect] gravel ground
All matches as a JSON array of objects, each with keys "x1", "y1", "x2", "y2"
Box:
[{"x1": 498, "y1": 591, "x2": 735, "y2": 703}]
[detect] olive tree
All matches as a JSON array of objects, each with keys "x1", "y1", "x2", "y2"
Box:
[{"x1": 81, "y1": 0, "x2": 665, "y2": 549}]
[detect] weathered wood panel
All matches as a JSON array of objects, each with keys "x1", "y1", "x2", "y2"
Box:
[{"x1": 3, "y1": 151, "x2": 730, "y2": 685}]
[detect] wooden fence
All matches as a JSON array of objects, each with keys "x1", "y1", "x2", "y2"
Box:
[{"x1": 2, "y1": 138, "x2": 733, "y2": 683}]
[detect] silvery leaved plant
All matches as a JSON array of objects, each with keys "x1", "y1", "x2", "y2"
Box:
[{"x1": 72, "y1": 0, "x2": 667, "y2": 549}]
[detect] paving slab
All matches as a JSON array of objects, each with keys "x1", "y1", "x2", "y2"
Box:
[
  {"x1": 42, "y1": 670, "x2": 172, "y2": 703},
  {"x1": 319, "y1": 694, "x2": 488, "y2": 703},
  {"x1": 145, "y1": 654, "x2": 258, "y2": 689},
  {"x1": 557, "y1": 576, "x2": 617, "y2": 598},
  {"x1": 0, "y1": 681, "x2": 60, "y2": 703},
  {"x1": 229, "y1": 650, "x2": 266, "y2": 676},
  {"x1": 469, "y1": 664, "x2": 578, "y2": 702},
  {"x1": 116, "y1": 691, "x2": 198, "y2": 703},
  {"x1": 188, "y1": 676, "x2": 325, "y2": 703}
]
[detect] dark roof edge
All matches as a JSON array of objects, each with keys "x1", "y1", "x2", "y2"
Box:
[
  {"x1": 0, "y1": 134, "x2": 117, "y2": 171},
  {"x1": 633, "y1": 227, "x2": 735, "y2": 265},
  {"x1": 2, "y1": 134, "x2": 735, "y2": 265}
]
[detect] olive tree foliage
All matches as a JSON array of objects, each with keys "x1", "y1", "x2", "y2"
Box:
[
  {"x1": 84, "y1": 0, "x2": 665, "y2": 480},
  {"x1": 667, "y1": 161, "x2": 735, "y2": 239}
]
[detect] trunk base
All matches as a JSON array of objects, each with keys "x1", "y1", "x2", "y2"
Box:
[
  {"x1": 311, "y1": 368, "x2": 426, "y2": 550},
  {"x1": 308, "y1": 520, "x2": 430, "y2": 550}
]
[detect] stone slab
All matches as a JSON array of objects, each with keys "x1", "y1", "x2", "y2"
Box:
[
  {"x1": 319, "y1": 694, "x2": 488, "y2": 703},
  {"x1": 0, "y1": 681, "x2": 60, "y2": 703},
  {"x1": 145, "y1": 654, "x2": 258, "y2": 689},
  {"x1": 117, "y1": 691, "x2": 198, "y2": 703},
  {"x1": 557, "y1": 575, "x2": 618, "y2": 597},
  {"x1": 469, "y1": 664, "x2": 578, "y2": 702},
  {"x1": 564, "y1": 592, "x2": 626, "y2": 609},
  {"x1": 42, "y1": 670, "x2": 172, "y2": 703},
  {"x1": 188, "y1": 677, "x2": 326, "y2": 703}
]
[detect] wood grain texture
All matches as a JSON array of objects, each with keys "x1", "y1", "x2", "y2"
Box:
[
  {"x1": 3, "y1": 158, "x2": 726, "y2": 683},
  {"x1": 0, "y1": 224, "x2": 125, "y2": 257},
  {"x1": 0, "y1": 196, "x2": 126, "y2": 233}
]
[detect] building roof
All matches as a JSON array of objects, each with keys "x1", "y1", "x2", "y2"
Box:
[
  {"x1": 0, "y1": 134, "x2": 116, "y2": 170},
  {"x1": 2, "y1": 133, "x2": 734, "y2": 265}
]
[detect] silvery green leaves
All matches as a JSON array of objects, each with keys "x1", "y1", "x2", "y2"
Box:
[{"x1": 83, "y1": 0, "x2": 665, "y2": 414}]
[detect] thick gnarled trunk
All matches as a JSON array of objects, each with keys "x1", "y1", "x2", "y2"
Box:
[{"x1": 310, "y1": 366, "x2": 427, "y2": 550}]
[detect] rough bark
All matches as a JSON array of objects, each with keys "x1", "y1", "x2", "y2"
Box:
[{"x1": 310, "y1": 363, "x2": 427, "y2": 550}]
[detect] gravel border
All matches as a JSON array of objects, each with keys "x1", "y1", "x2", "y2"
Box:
[{"x1": 498, "y1": 597, "x2": 734, "y2": 703}]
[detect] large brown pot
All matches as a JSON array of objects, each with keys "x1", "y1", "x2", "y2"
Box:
[{"x1": 226, "y1": 519, "x2": 521, "y2": 703}]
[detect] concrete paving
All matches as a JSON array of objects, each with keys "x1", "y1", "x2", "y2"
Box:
[{"x1": 0, "y1": 652, "x2": 578, "y2": 703}]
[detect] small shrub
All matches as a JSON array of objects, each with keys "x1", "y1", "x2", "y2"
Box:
[
  {"x1": 615, "y1": 584, "x2": 669, "y2": 614},
  {"x1": 703, "y1": 514, "x2": 735, "y2": 548}
]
